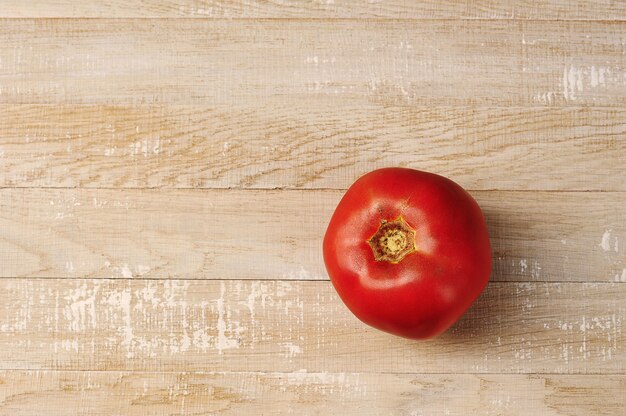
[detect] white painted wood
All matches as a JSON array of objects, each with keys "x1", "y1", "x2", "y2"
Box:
[
  {"x1": 0, "y1": 7, "x2": 624, "y2": 414},
  {"x1": 0, "y1": 279, "x2": 622, "y2": 373},
  {"x1": 1, "y1": 0, "x2": 625, "y2": 20},
  {"x1": 0, "y1": 189, "x2": 623, "y2": 282},
  {"x1": 0, "y1": 21, "x2": 625, "y2": 107}
]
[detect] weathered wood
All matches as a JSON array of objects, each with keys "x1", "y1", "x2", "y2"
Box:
[
  {"x1": 0, "y1": 1, "x2": 624, "y2": 413},
  {"x1": 0, "y1": 371, "x2": 623, "y2": 416},
  {"x1": 1, "y1": 20, "x2": 625, "y2": 106},
  {"x1": 0, "y1": 279, "x2": 623, "y2": 373},
  {"x1": 1, "y1": 105, "x2": 624, "y2": 191},
  {"x1": 1, "y1": 0, "x2": 626, "y2": 20},
  {"x1": 0, "y1": 189, "x2": 623, "y2": 282}
]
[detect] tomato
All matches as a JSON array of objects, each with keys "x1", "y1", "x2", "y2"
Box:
[{"x1": 323, "y1": 168, "x2": 491, "y2": 339}]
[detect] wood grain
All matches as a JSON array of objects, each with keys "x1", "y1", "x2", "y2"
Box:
[
  {"x1": 0, "y1": 371, "x2": 624, "y2": 416},
  {"x1": 1, "y1": 188, "x2": 624, "y2": 282},
  {"x1": 0, "y1": 279, "x2": 623, "y2": 373},
  {"x1": 1, "y1": 0, "x2": 626, "y2": 20},
  {"x1": 1, "y1": 105, "x2": 625, "y2": 191},
  {"x1": 0, "y1": 5, "x2": 624, "y2": 414},
  {"x1": 1, "y1": 20, "x2": 625, "y2": 107}
]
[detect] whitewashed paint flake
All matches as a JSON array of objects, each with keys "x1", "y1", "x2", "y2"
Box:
[
  {"x1": 215, "y1": 282, "x2": 239, "y2": 353},
  {"x1": 281, "y1": 342, "x2": 303, "y2": 358},
  {"x1": 563, "y1": 65, "x2": 619, "y2": 101},
  {"x1": 120, "y1": 264, "x2": 133, "y2": 278},
  {"x1": 599, "y1": 229, "x2": 620, "y2": 252}
]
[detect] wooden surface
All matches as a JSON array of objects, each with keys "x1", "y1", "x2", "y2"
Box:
[
  {"x1": 0, "y1": 2, "x2": 624, "y2": 415},
  {"x1": 2, "y1": 0, "x2": 626, "y2": 19}
]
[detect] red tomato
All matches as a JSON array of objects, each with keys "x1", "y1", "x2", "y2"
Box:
[{"x1": 323, "y1": 168, "x2": 491, "y2": 339}]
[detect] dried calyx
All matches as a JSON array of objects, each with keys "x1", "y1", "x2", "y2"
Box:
[{"x1": 367, "y1": 216, "x2": 416, "y2": 264}]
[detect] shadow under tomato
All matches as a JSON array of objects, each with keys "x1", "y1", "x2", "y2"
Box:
[{"x1": 438, "y1": 282, "x2": 511, "y2": 341}]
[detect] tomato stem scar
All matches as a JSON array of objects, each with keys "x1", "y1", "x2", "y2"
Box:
[{"x1": 367, "y1": 216, "x2": 417, "y2": 264}]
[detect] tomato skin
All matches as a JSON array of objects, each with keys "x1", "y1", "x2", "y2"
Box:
[{"x1": 323, "y1": 168, "x2": 491, "y2": 339}]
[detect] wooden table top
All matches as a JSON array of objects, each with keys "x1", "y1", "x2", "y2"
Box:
[{"x1": 0, "y1": 1, "x2": 624, "y2": 415}]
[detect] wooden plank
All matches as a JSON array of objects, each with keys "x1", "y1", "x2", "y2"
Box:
[
  {"x1": 1, "y1": 105, "x2": 624, "y2": 191},
  {"x1": 1, "y1": 0, "x2": 626, "y2": 20},
  {"x1": 0, "y1": 279, "x2": 623, "y2": 373},
  {"x1": 0, "y1": 189, "x2": 624, "y2": 282},
  {"x1": 0, "y1": 20, "x2": 625, "y2": 107},
  {"x1": 0, "y1": 371, "x2": 624, "y2": 416}
]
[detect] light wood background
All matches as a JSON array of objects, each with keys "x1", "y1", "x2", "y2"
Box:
[{"x1": 0, "y1": 1, "x2": 625, "y2": 415}]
